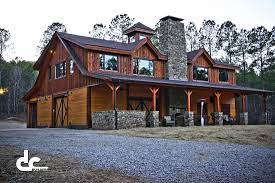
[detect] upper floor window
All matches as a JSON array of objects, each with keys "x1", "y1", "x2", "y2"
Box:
[
  {"x1": 193, "y1": 66, "x2": 208, "y2": 81},
  {"x1": 139, "y1": 35, "x2": 146, "y2": 40},
  {"x1": 129, "y1": 36, "x2": 135, "y2": 43},
  {"x1": 55, "y1": 61, "x2": 66, "y2": 79},
  {"x1": 219, "y1": 69, "x2": 228, "y2": 82},
  {"x1": 133, "y1": 58, "x2": 154, "y2": 76},
  {"x1": 100, "y1": 54, "x2": 118, "y2": 71},
  {"x1": 69, "y1": 60, "x2": 74, "y2": 74}
]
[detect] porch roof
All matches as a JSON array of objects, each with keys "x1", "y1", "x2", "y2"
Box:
[{"x1": 88, "y1": 72, "x2": 273, "y2": 95}]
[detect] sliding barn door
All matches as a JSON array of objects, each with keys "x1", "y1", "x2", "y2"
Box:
[{"x1": 53, "y1": 97, "x2": 68, "y2": 127}]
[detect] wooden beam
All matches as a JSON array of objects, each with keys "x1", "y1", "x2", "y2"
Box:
[
  {"x1": 107, "y1": 82, "x2": 120, "y2": 109},
  {"x1": 214, "y1": 91, "x2": 221, "y2": 112},
  {"x1": 185, "y1": 89, "x2": 193, "y2": 112},
  {"x1": 149, "y1": 87, "x2": 159, "y2": 111},
  {"x1": 241, "y1": 94, "x2": 246, "y2": 112},
  {"x1": 262, "y1": 94, "x2": 267, "y2": 113}
]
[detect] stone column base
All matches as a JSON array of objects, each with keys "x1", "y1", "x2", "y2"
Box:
[
  {"x1": 146, "y1": 111, "x2": 159, "y2": 127},
  {"x1": 184, "y1": 111, "x2": 194, "y2": 126},
  {"x1": 239, "y1": 112, "x2": 248, "y2": 125},
  {"x1": 214, "y1": 112, "x2": 223, "y2": 125}
]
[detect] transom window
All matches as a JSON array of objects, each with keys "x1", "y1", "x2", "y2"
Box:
[
  {"x1": 193, "y1": 66, "x2": 208, "y2": 81},
  {"x1": 100, "y1": 54, "x2": 118, "y2": 71},
  {"x1": 219, "y1": 69, "x2": 229, "y2": 82},
  {"x1": 133, "y1": 58, "x2": 154, "y2": 76},
  {"x1": 55, "y1": 61, "x2": 66, "y2": 79}
]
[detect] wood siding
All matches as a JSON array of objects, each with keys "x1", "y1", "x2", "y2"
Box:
[
  {"x1": 68, "y1": 87, "x2": 89, "y2": 126},
  {"x1": 190, "y1": 55, "x2": 236, "y2": 84},
  {"x1": 37, "y1": 95, "x2": 52, "y2": 127},
  {"x1": 87, "y1": 44, "x2": 166, "y2": 78}
]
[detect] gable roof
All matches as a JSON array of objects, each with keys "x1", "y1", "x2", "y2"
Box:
[
  {"x1": 58, "y1": 32, "x2": 142, "y2": 51},
  {"x1": 187, "y1": 48, "x2": 240, "y2": 70},
  {"x1": 123, "y1": 22, "x2": 155, "y2": 35}
]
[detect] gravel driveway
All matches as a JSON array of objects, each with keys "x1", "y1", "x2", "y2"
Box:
[{"x1": 0, "y1": 122, "x2": 274, "y2": 182}]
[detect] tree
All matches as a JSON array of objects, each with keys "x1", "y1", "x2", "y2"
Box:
[
  {"x1": 217, "y1": 21, "x2": 238, "y2": 63},
  {"x1": 108, "y1": 14, "x2": 134, "y2": 42},
  {"x1": 199, "y1": 20, "x2": 218, "y2": 56},
  {"x1": 0, "y1": 28, "x2": 11, "y2": 59},
  {"x1": 185, "y1": 22, "x2": 199, "y2": 51},
  {"x1": 236, "y1": 29, "x2": 249, "y2": 84},
  {"x1": 151, "y1": 21, "x2": 160, "y2": 49},
  {"x1": 247, "y1": 26, "x2": 270, "y2": 78},
  {"x1": 37, "y1": 22, "x2": 67, "y2": 53},
  {"x1": 89, "y1": 23, "x2": 109, "y2": 39}
]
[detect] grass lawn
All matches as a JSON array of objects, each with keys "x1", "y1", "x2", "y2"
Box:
[{"x1": 103, "y1": 125, "x2": 275, "y2": 147}]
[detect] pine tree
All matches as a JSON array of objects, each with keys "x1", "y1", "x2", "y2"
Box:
[{"x1": 185, "y1": 22, "x2": 199, "y2": 51}]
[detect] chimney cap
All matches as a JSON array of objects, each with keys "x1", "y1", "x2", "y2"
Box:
[{"x1": 160, "y1": 15, "x2": 184, "y2": 22}]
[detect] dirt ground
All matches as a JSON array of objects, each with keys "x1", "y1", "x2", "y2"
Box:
[
  {"x1": 0, "y1": 145, "x2": 149, "y2": 183},
  {"x1": 103, "y1": 125, "x2": 275, "y2": 147}
]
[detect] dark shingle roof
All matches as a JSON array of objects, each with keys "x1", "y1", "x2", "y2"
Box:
[
  {"x1": 187, "y1": 49, "x2": 202, "y2": 61},
  {"x1": 87, "y1": 72, "x2": 273, "y2": 94},
  {"x1": 160, "y1": 16, "x2": 184, "y2": 22},
  {"x1": 123, "y1": 22, "x2": 155, "y2": 35},
  {"x1": 58, "y1": 32, "x2": 142, "y2": 51}
]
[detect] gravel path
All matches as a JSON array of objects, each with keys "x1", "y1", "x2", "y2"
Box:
[{"x1": 0, "y1": 122, "x2": 274, "y2": 182}]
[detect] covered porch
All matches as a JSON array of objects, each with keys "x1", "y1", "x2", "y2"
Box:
[{"x1": 90, "y1": 75, "x2": 272, "y2": 129}]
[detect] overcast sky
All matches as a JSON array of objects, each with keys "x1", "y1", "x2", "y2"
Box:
[{"x1": 1, "y1": 0, "x2": 275, "y2": 61}]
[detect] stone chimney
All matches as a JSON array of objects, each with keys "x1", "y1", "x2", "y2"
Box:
[{"x1": 159, "y1": 16, "x2": 187, "y2": 80}]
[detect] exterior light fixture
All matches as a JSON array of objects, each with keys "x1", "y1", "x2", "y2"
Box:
[{"x1": 0, "y1": 87, "x2": 8, "y2": 95}]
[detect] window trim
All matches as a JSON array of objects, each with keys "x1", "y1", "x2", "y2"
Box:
[
  {"x1": 133, "y1": 58, "x2": 155, "y2": 77},
  {"x1": 55, "y1": 61, "x2": 67, "y2": 79},
  {"x1": 99, "y1": 54, "x2": 118, "y2": 72},
  {"x1": 193, "y1": 66, "x2": 209, "y2": 82}
]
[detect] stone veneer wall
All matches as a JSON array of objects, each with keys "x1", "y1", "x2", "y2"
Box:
[
  {"x1": 92, "y1": 110, "x2": 146, "y2": 130},
  {"x1": 146, "y1": 111, "x2": 160, "y2": 127},
  {"x1": 159, "y1": 17, "x2": 187, "y2": 80}
]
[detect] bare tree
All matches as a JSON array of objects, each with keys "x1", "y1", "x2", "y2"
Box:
[{"x1": 0, "y1": 28, "x2": 11, "y2": 59}]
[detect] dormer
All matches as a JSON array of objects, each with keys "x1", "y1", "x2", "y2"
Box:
[{"x1": 123, "y1": 22, "x2": 155, "y2": 43}]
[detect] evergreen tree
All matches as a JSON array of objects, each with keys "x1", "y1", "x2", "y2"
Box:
[
  {"x1": 199, "y1": 20, "x2": 218, "y2": 56},
  {"x1": 217, "y1": 21, "x2": 238, "y2": 63},
  {"x1": 185, "y1": 22, "x2": 199, "y2": 51},
  {"x1": 37, "y1": 22, "x2": 67, "y2": 53},
  {"x1": 89, "y1": 23, "x2": 108, "y2": 39}
]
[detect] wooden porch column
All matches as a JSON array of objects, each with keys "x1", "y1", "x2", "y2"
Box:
[
  {"x1": 214, "y1": 91, "x2": 221, "y2": 112},
  {"x1": 185, "y1": 89, "x2": 193, "y2": 112},
  {"x1": 149, "y1": 87, "x2": 159, "y2": 111},
  {"x1": 262, "y1": 94, "x2": 267, "y2": 113},
  {"x1": 107, "y1": 82, "x2": 120, "y2": 110},
  {"x1": 241, "y1": 94, "x2": 247, "y2": 112}
]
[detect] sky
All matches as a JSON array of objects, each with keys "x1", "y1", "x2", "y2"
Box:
[{"x1": 1, "y1": 0, "x2": 275, "y2": 61}]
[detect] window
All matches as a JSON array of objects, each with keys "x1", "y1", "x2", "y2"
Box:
[
  {"x1": 69, "y1": 60, "x2": 74, "y2": 74},
  {"x1": 139, "y1": 35, "x2": 146, "y2": 40},
  {"x1": 55, "y1": 61, "x2": 66, "y2": 79},
  {"x1": 193, "y1": 66, "x2": 208, "y2": 81},
  {"x1": 48, "y1": 67, "x2": 52, "y2": 80},
  {"x1": 133, "y1": 58, "x2": 154, "y2": 76},
  {"x1": 219, "y1": 69, "x2": 228, "y2": 82},
  {"x1": 129, "y1": 36, "x2": 135, "y2": 43},
  {"x1": 100, "y1": 54, "x2": 118, "y2": 71}
]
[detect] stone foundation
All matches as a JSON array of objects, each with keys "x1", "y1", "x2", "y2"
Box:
[
  {"x1": 239, "y1": 112, "x2": 248, "y2": 125},
  {"x1": 183, "y1": 111, "x2": 194, "y2": 126},
  {"x1": 146, "y1": 111, "x2": 160, "y2": 127},
  {"x1": 214, "y1": 112, "x2": 223, "y2": 125},
  {"x1": 92, "y1": 110, "x2": 146, "y2": 130}
]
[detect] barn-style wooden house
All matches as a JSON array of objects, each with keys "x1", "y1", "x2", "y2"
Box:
[{"x1": 24, "y1": 16, "x2": 272, "y2": 129}]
